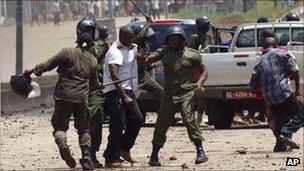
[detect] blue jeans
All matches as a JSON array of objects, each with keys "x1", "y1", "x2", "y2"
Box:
[{"x1": 269, "y1": 94, "x2": 304, "y2": 147}]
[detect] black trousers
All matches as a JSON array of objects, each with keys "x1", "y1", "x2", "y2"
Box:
[
  {"x1": 103, "y1": 90, "x2": 143, "y2": 162},
  {"x1": 269, "y1": 94, "x2": 304, "y2": 147}
]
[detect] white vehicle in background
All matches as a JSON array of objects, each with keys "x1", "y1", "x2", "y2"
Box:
[{"x1": 200, "y1": 21, "x2": 304, "y2": 129}]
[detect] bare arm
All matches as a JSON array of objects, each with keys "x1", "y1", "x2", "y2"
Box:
[
  {"x1": 108, "y1": 63, "x2": 133, "y2": 106},
  {"x1": 290, "y1": 70, "x2": 300, "y2": 96},
  {"x1": 196, "y1": 69, "x2": 208, "y2": 90},
  {"x1": 144, "y1": 54, "x2": 161, "y2": 65},
  {"x1": 286, "y1": 53, "x2": 300, "y2": 96}
]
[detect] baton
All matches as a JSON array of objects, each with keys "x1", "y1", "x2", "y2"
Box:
[
  {"x1": 130, "y1": 0, "x2": 149, "y2": 18},
  {"x1": 103, "y1": 77, "x2": 135, "y2": 87}
]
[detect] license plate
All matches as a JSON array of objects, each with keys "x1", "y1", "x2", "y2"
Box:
[{"x1": 226, "y1": 90, "x2": 256, "y2": 99}]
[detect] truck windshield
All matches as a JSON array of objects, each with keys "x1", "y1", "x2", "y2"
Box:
[{"x1": 235, "y1": 29, "x2": 255, "y2": 47}]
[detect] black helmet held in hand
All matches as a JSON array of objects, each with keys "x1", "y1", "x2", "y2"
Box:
[
  {"x1": 10, "y1": 74, "x2": 41, "y2": 98},
  {"x1": 166, "y1": 25, "x2": 187, "y2": 41}
]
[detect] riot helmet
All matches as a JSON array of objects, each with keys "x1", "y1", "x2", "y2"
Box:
[
  {"x1": 130, "y1": 17, "x2": 140, "y2": 23},
  {"x1": 76, "y1": 17, "x2": 98, "y2": 39},
  {"x1": 131, "y1": 24, "x2": 155, "y2": 38},
  {"x1": 10, "y1": 74, "x2": 41, "y2": 98},
  {"x1": 257, "y1": 17, "x2": 269, "y2": 23},
  {"x1": 281, "y1": 12, "x2": 300, "y2": 21},
  {"x1": 165, "y1": 25, "x2": 187, "y2": 41},
  {"x1": 196, "y1": 16, "x2": 211, "y2": 29}
]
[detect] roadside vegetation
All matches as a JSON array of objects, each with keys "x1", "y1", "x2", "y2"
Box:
[{"x1": 174, "y1": 1, "x2": 300, "y2": 27}]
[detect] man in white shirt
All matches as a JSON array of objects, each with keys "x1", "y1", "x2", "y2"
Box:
[
  {"x1": 88, "y1": 0, "x2": 95, "y2": 18},
  {"x1": 103, "y1": 25, "x2": 143, "y2": 168},
  {"x1": 151, "y1": 0, "x2": 160, "y2": 19}
]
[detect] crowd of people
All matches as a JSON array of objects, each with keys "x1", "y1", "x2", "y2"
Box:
[
  {"x1": 29, "y1": 0, "x2": 101, "y2": 26},
  {"x1": 26, "y1": 0, "x2": 256, "y2": 26}
]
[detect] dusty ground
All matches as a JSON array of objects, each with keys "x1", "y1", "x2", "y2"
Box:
[{"x1": 0, "y1": 107, "x2": 303, "y2": 170}]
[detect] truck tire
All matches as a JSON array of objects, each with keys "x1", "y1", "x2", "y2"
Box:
[{"x1": 209, "y1": 100, "x2": 234, "y2": 129}]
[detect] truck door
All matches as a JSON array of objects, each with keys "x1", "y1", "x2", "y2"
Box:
[{"x1": 201, "y1": 51, "x2": 258, "y2": 86}]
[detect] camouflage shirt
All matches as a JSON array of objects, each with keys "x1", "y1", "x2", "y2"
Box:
[
  {"x1": 133, "y1": 21, "x2": 153, "y2": 78},
  {"x1": 187, "y1": 30, "x2": 215, "y2": 52},
  {"x1": 33, "y1": 47, "x2": 99, "y2": 104},
  {"x1": 152, "y1": 46, "x2": 205, "y2": 103},
  {"x1": 90, "y1": 38, "x2": 106, "y2": 81},
  {"x1": 90, "y1": 38, "x2": 105, "y2": 63}
]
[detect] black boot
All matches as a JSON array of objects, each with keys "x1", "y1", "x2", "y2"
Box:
[
  {"x1": 91, "y1": 150, "x2": 103, "y2": 168},
  {"x1": 57, "y1": 141, "x2": 76, "y2": 168},
  {"x1": 149, "y1": 147, "x2": 161, "y2": 166},
  {"x1": 195, "y1": 147, "x2": 208, "y2": 164},
  {"x1": 80, "y1": 147, "x2": 94, "y2": 170},
  {"x1": 194, "y1": 141, "x2": 208, "y2": 164}
]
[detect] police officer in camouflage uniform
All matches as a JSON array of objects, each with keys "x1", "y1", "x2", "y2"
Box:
[
  {"x1": 187, "y1": 16, "x2": 215, "y2": 52},
  {"x1": 76, "y1": 17, "x2": 111, "y2": 168},
  {"x1": 25, "y1": 33, "x2": 103, "y2": 170},
  {"x1": 131, "y1": 17, "x2": 164, "y2": 121},
  {"x1": 142, "y1": 26, "x2": 209, "y2": 166},
  {"x1": 187, "y1": 16, "x2": 215, "y2": 127}
]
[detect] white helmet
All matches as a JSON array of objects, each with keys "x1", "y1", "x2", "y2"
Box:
[{"x1": 27, "y1": 81, "x2": 41, "y2": 98}]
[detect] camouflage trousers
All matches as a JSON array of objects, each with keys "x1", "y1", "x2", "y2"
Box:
[
  {"x1": 136, "y1": 71, "x2": 164, "y2": 100},
  {"x1": 152, "y1": 93, "x2": 203, "y2": 148},
  {"x1": 89, "y1": 90, "x2": 105, "y2": 152}
]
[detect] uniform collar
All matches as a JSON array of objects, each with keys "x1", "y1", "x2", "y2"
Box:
[
  {"x1": 198, "y1": 30, "x2": 211, "y2": 37},
  {"x1": 169, "y1": 45, "x2": 186, "y2": 54}
]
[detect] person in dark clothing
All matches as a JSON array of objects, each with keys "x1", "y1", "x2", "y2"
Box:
[
  {"x1": 25, "y1": 33, "x2": 103, "y2": 170},
  {"x1": 102, "y1": 26, "x2": 143, "y2": 168},
  {"x1": 250, "y1": 37, "x2": 303, "y2": 152}
]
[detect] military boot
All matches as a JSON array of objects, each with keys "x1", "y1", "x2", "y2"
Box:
[
  {"x1": 195, "y1": 147, "x2": 208, "y2": 164},
  {"x1": 194, "y1": 141, "x2": 208, "y2": 164},
  {"x1": 148, "y1": 147, "x2": 161, "y2": 166},
  {"x1": 79, "y1": 148, "x2": 94, "y2": 170},
  {"x1": 57, "y1": 141, "x2": 76, "y2": 168},
  {"x1": 91, "y1": 150, "x2": 103, "y2": 168}
]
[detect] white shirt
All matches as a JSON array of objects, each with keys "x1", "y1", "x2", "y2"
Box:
[
  {"x1": 152, "y1": 0, "x2": 159, "y2": 9},
  {"x1": 103, "y1": 40, "x2": 138, "y2": 93},
  {"x1": 53, "y1": 2, "x2": 60, "y2": 12},
  {"x1": 88, "y1": 2, "x2": 94, "y2": 14},
  {"x1": 104, "y1": 0, "x2": 109, "y2": 11}
]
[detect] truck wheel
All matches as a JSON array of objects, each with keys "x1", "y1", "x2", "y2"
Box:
[{"x1": 209, "y1": 100, "x2": 234, "y2": 129}]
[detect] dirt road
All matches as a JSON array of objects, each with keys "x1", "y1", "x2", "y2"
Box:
[{"x1": 0, "y1": 107, "x2": 303, "y2": 170}]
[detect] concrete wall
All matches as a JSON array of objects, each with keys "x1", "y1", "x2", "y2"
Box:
[{"x1": 1, "y1": 85, "x2": 55, "y2": 115}]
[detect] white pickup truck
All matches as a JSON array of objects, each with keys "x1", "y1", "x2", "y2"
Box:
[{"x1": 200, "y1": 21, "x2": 304, "y2": 129}]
